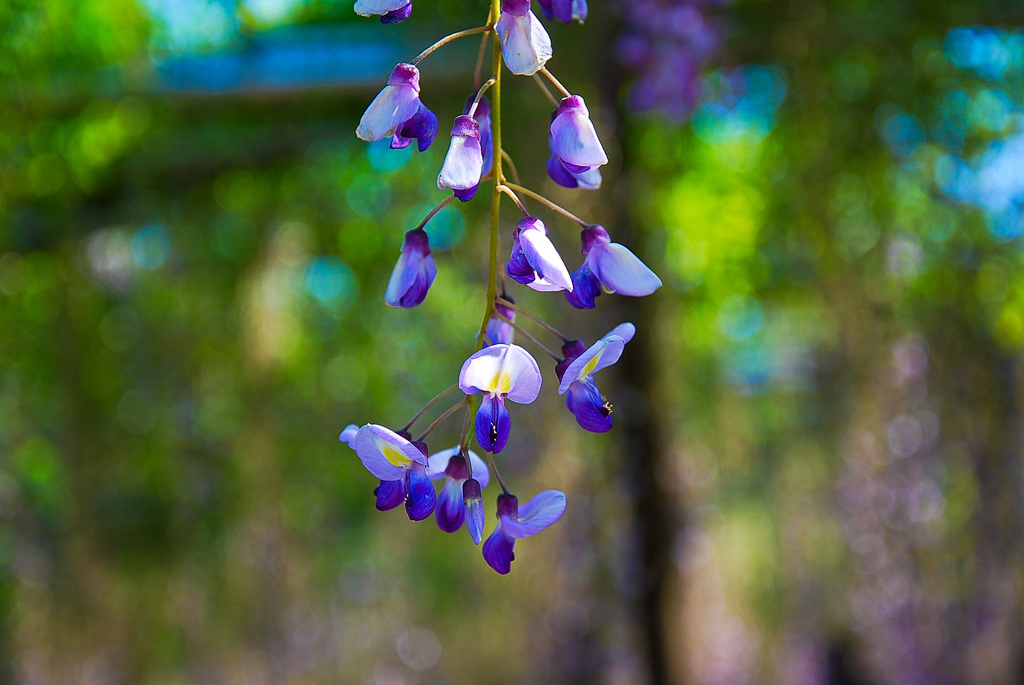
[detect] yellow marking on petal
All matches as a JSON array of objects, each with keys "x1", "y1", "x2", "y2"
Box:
[
  {"x1": 578, "y1": 349, "x2": 603, "y2": 381},
  {"x1": 382, "y1": 443, "x2": 413, "y2": 467},
  {"x1": 489, "y1": 371, "x2": 512, "y2": 394}
]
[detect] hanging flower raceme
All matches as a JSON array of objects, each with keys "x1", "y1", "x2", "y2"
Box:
[
  {"x1": 345, "y1": 424, "x2": 437, "y2": 520},
  {"x1": 538, "y1": 0, "x2": 587, "y2": 23},
  {"x1": 385, "y1": 227, "x2": 436, "y2": 308},
  {"x1": 356, "y1": 64, "x2": 436, "y2": 150},
  {"x1": 549, "y1": 95, "x2": 608, "y2": 179},
  {"x1": 354, "y1": 0, "x2": 412, "y2": 23},
  {"x1": 505, "y1": 217, "x2": 574, "y2": 292},
  {"x1": 485, "y1": 296, "x2": 516, "y2": 346},
  {"x1": 555, "y1": 323, "x2": 634, "y2": 432},
  {"x1": 459, "y1": 344, "x2": 542, "y2": 453},
  {"x1": 426, "y1": 447, "x2": 490, "y2": 543},
  {"x1": 566, "y1": 224, "x2": 662, "y2": 309},
  {"x1": 483, "y1": 491, "x2": 567, "y2": 574},
  {"x1": 496, "y1": 0, "x2": 553, "y2": 76},
  {"x1": 437, "y1": 114, "x2": 484, "y2": 202}
]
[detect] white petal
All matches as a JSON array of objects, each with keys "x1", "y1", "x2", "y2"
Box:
[
  {"x1": 557, "y1": 335, "x2": 626, "y2": 394},
  {"x1": 459, "y1": 344, "x2": 542, "y2": 404},
  {"x1": 589, "y1": 242, "x2": 663, "y2": 296},
  {"x1": 354, "y1": 0, "x2": 408, "y2": 16},
  {"x1": 356, "y1": 85, "x2": 420, "y2": 142},
  {"x1": 501, "y1": 490, "x2": 566, "y2": 539},
  {"x1": 437, "y1": 136, "x2": 483, "y2": 190},
  {"x1": 520, "y1": 227, "x2": 573, "y2": 291},
  {"x1": 496, "y1": 11, "x2": 552, "y2": 76}
]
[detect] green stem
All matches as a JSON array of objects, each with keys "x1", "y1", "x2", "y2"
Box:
[
  {"x1": 499, "y1": 299, "x2": 571, "y2": 342},
  {"x1": 504, "y1": 182, "x2": 588, "y2": 227},
  {"x1": 402, "y1": 383, "x2": 460, "y2": 431},
  {"x1": 415, "y1": 195, "x2": 456, "y2": 230},
  {"x1": 539, "y1": 66, "x2": 571, "y2": 98},
  {"x1": 496, "y1": 313, "x2": 561, "y2": 361},
  {"x1": 412, "y1": 26, "x2": 492, "y2": 65},
  {"x1": 416, "y1": 397, "x2": 470, "y2": 442}
]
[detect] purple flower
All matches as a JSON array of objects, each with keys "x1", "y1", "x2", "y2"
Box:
[
  {"x1": 482, "y1": 491, "x2": 566, "y2": 574},
  {"x1": 496, "y1": 0, "x2": 552, "y2": 76},
  {"x1": 459, "y1": 344, "x2": 542, "y2": 453},
  {"x1": 566, "y1": 225, "x2": 662, "y2": 309},
  {"x1": 547, "y1": 137, "x2": 602, "y2": 189},
  {"x1": 347, "y1": 424, "x2": 436, "y2": 520},
  {"x1": 505, "y1": 217, "x2": 574, "y2": 292},
  {"x1": 555, "y1": 323, "x2": 635, "y2": 432},
  {"x1": 385, "y1": 228, "x2": 436, "y2": 308},
  {"x1": 390, "y1": 103, "x2": 438, "y2": 152},
  {"x1": 538, "y1": 0, "x2": 588, "y2": 23},
  {"x1": 357, "y1": 64, "x2": 436, "y2": 149},
  {"x1": 485, "y1": 296, "x2": 516, "y2": 346},
  {"x1": 437, "y1": 115, "x2": 484, "y2": 202},
  {"x1": 339, "y1": 424, "x2": 359, "y2": 445},
  {"x1": 550, "y1": 95, "x2": 608, "y2": 176},
  {"x1": 354, "y1": 0, "x2": 412, "y2": 23},
  {"x1": 426, "y1": 447, "x2": 491, "y2": 543}
]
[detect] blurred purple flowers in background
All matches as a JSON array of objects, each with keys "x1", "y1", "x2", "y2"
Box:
[{"x1": 616, "y1": 0, "x2": 722, "y2": 120}]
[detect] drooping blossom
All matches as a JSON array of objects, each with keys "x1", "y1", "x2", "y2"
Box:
[
  {"x1": 566, "y1": 224, "x2": 662, "y2": 309},
  {"x1": 555, "y1": 323, "x2": 634, "y2": 432},
  {"x1": 354, "y1": 0, "x2": 412, "y2": 23},
  {"x1": 347, "y1": 424, "x2": 436, "y2": 520},
  {"x1": 437, "y1": 115, "x2": 484, "y2": 202},
  {"x1": 356, "y1": 64, "x2": 435, "y2": 148},
  {"x1": 549, "y1": 95, "x2": 608, "y2": 178},
  {"x1": 445, "y1": 95, "x2": 493, "y2": 202},
  {"x1": 459, "y1": 344, "x2": 542, "y2": 453},
  {"x1": 505, "y1": 217, "x2": 574, "y2": 292},
  {"x1": 390, "y1": 103, "x2": 438, "y2": 152},
  {"x1": 538, "y1": 0, "x2": 587, "y2": 23},
  {"x1": 496, "y1": 0, "x2": 552, "y2": 76},
  {"x1": 483, "y1": 491, "x2": 566, "y2": 574},
  {"x1": 385, "y1": 228, "x2": 436, "y2": 308},
  {"x1": 485, "y1": 295, "x2": 516, "y2": 346},
  {"x1": 547, "y1": 136, "x2": 602, "y2": 189},
  {"x1": 426, "y1": 447, "x2": 490, "y2": 542}
]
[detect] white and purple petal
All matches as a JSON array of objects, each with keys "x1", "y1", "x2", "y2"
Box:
[
  {"x1": 353, "y1": 424, "x2": 427, "y2": 481},
  {"x1": 550, "y1": 95, "x2": 608, "y2": 171},
  {"x1": 588, "y1": 242, "x2": 663, "y2": 296},
  {"x1": 391, "y1": 103, "x2": 437, "y2": 152},
  {"x1": 501, "y1": 490, "x2": 567, "y2": 539},
  {"x1": 518, "y1": 219, "x2": 573, "y2": 292},
  {"x1": 380, "y1": 1, "x2": 412, "y2": 22},
  {"x1": 339, "y1": 424, "x2": 360, "y2": 445},
  {"x1": 356, "y1": 63, "x2": 422, "y2": 142},
  {"x1": 496, "y1": 7, "x2": 552, "y2": 76},
  {"x1": 437, "y1": 115, "x2": 483, "y2": 194},
  {"x1": 557, "y1": 332, "x2": 627, "y2": 394},
  {"x1": 354, "y1": 0, "x2": 407, "y2": 17},
  {"x1": 458, "y1": 343, "x2": 543, "y2": 403}
]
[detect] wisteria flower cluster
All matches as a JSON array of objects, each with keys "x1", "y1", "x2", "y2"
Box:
[{"x1": 341, "y1": 0, "x2": 661, "y2": 574}]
